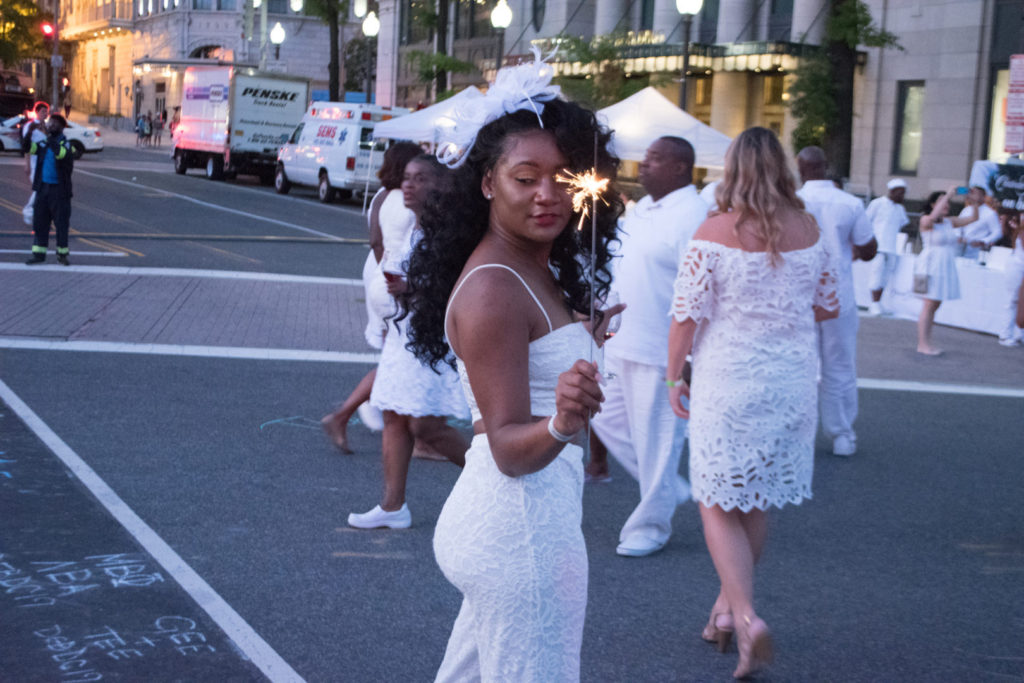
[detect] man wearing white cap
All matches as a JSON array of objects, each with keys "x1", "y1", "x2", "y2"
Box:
[{"x1": 866, "y1": 178, "x2": 909, "y2": 315}]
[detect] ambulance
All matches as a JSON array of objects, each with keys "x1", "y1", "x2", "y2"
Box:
[{"x1": 274, "y1": 102, "x2": 409, "y2": 202}]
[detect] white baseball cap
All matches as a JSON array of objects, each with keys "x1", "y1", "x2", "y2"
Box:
[{"x1": 887, "y1": 178, "x2": 907, "y2": 190}]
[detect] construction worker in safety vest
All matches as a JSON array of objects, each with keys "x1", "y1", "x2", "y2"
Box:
[{"x1": 26, "y1": 113, "x2": 74, "y2": 266}]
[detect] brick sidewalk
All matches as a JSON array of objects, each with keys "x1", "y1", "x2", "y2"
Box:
[{"x1": 0, "y1": 266, "x2": 370, "y2": 354}]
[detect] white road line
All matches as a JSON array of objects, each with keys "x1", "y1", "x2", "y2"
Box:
[
  {"x1": 0, "y1": 249, "x2": 127, "y2": 257},
  {"x1": 0, "y1": 338, "x2": 380, "y2": 363},
  {"x1": 0, "y1": 262, "x2": 363, "y2": 285},
  {"x1": 857, "y1": 378, "x2": 1024, "y2": 398},
  {"x1": 75, "y1": 169, "x2": 345, "y2": 241},
  {"x1": 0, "y1": 379, "x2": 305, "y2": 683}
]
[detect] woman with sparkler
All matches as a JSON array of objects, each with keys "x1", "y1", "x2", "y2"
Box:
[
  {"x1": 666, "y1": 127, "x2": 840, "y2": 679},
  {"x1": 401, "y1": 54, "x2": 622, "y2": 681}
]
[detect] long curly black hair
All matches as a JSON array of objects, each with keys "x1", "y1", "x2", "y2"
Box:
[{"x1": 400, "y1": 97, "x2": 622, "y2": 370}]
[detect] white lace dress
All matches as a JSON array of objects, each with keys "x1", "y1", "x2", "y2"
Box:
[
  {"x1": 368, "y1": 227, "x2": 468, "y2": 418},
  {"x1": 434, "y1": 265, "x2": 589, "y2": 683},
  {"x1": 671, "y1": 238, "x2": 839, "y2": 512}
]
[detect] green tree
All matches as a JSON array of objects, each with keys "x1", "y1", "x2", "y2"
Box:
[
  {"x1": 788, "y1": 0, "x2": 901, "y2": 176},
  {"x1": 553, "y1": 33, "x2": 666, "y2": 109},
  {"x1": 0, "y1": 0, "x2": 48, "y2": 67},
  {"x1": 344, "y1": 34, "x2": 377, "y2": 94},
  {"x1": 304, "y1": 0, "x2": 351, "y2": 101}
]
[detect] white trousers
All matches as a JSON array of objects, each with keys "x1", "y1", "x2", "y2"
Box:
[
  {"x1": 1000, "y1": 260, "x2": 1024, "y2": 342},
  {"x1": 817, "y1": 309, "x2": 859, "y2": 443},
  {"x1": 869, "y1": 252, "x2": 900, "y2": 292},
  {"x1": 591, "y1": 356, "x2": 689, "y2": 545}
]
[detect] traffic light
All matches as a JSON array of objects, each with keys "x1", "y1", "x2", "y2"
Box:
[{"x1": 41, "y1": 22, "x2": 55, "y2": 51}]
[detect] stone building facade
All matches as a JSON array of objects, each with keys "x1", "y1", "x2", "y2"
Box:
[
  {"x1": 374, "y1": 0, "x2": 1024, "y2": 199},
  {"x1": 58, "y1": 0, "x2": 359, "y2": 122}
]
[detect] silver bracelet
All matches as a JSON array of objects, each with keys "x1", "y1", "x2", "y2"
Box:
[{"x1": 547, "y1": 415, "x2": 575, "y2": 443}]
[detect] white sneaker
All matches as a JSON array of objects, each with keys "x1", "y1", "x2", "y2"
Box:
[
  {"x1": 867, "y1": 302, "x2": 882, "y2": 317},
  {"x1": 356, "y1": 402, "x2": 384, "y2": 431},
  {"x1": 616, "y1": 534, "x2": 667, "y2": 557},
  {"x1": 833, "y1": 435, "x2": 856, "y2": 457},
  {"x1": 347, "y1": 504, "x2": 411, "y2": 529},
  {"x1": 998, "y1": 337, "x2": 1021, "y2": 347}
]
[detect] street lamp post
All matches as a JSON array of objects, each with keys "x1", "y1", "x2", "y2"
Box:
[
  {"x1": 676, "y1": 0, "x2": 703, "y2": 110},
  {"x1": 490, "y1": 0, "x2": 512, "y2": 72},
  {"x1": 362, "y1": 11, "x2": 380, "y2": 103},
  {"x1": 270, "y1": 22, "x2": 285, "y2": 60}
]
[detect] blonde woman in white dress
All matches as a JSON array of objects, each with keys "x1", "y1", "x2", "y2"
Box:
[
  {"x1": 667, "y1": 127, "x2": 840, "y2": 680},
  {"x1": 915, "y1": 188, "x2": 978, "y2": 355}
]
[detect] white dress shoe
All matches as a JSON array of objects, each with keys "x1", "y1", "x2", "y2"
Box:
[
  {"x1": 348, "y1": 504, "x2": 411, "y2": 529},
  {"x1": 867, "y1": 302, "x2": 882, "y2": 317},
  {"x1": 616, "y1": 534, "x2": 667, "y2": 557},
  {"x1": 832, "y1": 435, "x2": 856, "y2": 457}
]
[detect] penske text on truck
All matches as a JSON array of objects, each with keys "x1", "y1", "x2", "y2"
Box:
[{"x1": 172, "y1": 66, "x2": 309, "y2": 182}]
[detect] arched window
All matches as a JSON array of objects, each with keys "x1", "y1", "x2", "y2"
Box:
[
  {"x1": 189, "y1": 45, "x2": 227, "y2": 59},
  {"x1": 532, "y1": 0, "x2": 544, "y2": 32}
]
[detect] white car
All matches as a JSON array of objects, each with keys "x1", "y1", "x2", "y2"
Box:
[{"x1": 0, "y1": 115, "x2": 104, "y2": 158}]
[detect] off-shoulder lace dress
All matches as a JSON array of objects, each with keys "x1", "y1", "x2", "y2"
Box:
[{"x1": 671, "y1": 238, "x2": 839, "y2": 512}]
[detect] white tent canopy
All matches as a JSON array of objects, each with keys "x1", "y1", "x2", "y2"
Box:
[
  {"x1": 372, "y1": 86, "x2": 483, "y2": 142},
  {"x1": 597, "y1": 87, "x2": 732, "y2": 169}
]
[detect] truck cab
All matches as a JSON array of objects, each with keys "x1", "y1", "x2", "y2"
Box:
[{"x1": 274, "y1": 102, "x2": 408, "y2": 202}]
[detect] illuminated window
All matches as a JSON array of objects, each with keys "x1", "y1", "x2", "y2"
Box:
[{"x1": 892, "y1": 80, "x2": 925, "y2": 176}]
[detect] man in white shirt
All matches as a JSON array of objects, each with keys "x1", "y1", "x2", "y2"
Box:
[
  {"x1": 797, "y1": 147, "x2": 878, "y2": 456},
  {"x1": 866, "y1": 178, "x2": 910, "y2": 315},
  {"x1": 591, "y1": 136, "x2": 708, "y2": 557},
  {"x1": 958, "y1": 187, "x2": 1002, "y2": 258}
]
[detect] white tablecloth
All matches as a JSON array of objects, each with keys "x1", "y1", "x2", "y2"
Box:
[{"x1": 852, "y1": 245, "x2": 1016, "y2": 336}]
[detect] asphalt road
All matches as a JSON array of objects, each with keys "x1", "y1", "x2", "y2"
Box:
[
  {"x1": 1, "y1": 140, "x2": 1023, "y2": 682},
  {"x1": 0, "y1": 144, "x2": 372, "y2": 278}
]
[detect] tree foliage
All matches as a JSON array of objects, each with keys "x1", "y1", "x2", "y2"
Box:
[
  {"x1": 0, "y1": 0, "x2": 49, "y2": 67},
  {"x1": 787, "y1": 0, "x2": 901, "y2": 174},
  {"x1": 304, "y1": 0, "x2": 353, "y2": 101},
  {"x1": 343, "y1": 35, "x2": 377, "y2": 93},
  {"x1": 553, "y1": 33, "x2": 668, "y2": 110}
]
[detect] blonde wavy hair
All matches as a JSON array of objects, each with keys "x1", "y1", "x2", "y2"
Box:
[{"x1": 714, "y1": 126, "x2": 805, "y2": 265}]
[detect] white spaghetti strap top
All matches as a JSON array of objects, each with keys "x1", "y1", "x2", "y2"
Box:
[{"x1": 445, "y1": 264, "x2": 554, "y2": 342}]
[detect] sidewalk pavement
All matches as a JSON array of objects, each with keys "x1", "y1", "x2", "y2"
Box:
[
  {"x1": 69, "y1": 111, "x2": 173, "y2": 152},
  {"x1": 1, "y1": 262, "x2": 1022, "y2": 391}
]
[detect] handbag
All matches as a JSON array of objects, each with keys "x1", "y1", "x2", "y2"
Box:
[
  {"x1": 913, "y1": 273, "x2": 930, "y2": 294},
  {"x1": 22, "y1": 192, "x2": 35, "y2": 226}
]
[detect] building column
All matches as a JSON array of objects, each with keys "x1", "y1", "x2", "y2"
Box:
[
  {"x1": 792, "y1": 0, "x2": 827, "y2": 44},
  {"x1": 709, "y1": 71, "x2": 748, "y2": 138},
  {"x1": 717, "y1": 0, "x2": 756, "y2": 44},
  {"x1": 595, "y1": 0, "x2": 628, "y2": 36},
  {"x1": 375, "y1": 0, "x2": 398, "y2": 106}
]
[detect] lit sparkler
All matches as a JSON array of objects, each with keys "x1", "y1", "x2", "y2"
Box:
[{"x1": 557, "y1": 169, "x2": 610, "y2": 232}]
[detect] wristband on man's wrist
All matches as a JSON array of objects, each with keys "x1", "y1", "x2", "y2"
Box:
[{"x1": 665, "y1": 378, "x2": 685, "y2": 388}]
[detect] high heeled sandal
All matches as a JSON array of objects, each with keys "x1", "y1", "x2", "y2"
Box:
[
  {"x1": 733, "y1": 615, "x2": 773, "y2": 680},
  {"x1": 701, "y1": 610, "x2": 734, "y2": 653}
]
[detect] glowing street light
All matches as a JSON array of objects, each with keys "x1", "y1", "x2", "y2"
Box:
[
  {"x1": 676, "y1": 0, "x2": 703, "y2": 110},
  {"x1": 362, "y1": 11, "x2": 379, "y2": 103},
  {"x1": 491, "y1": 0, "x2": 512, "y2": 71},
  {"x1": 270, "y1": 21, "x2": 285, "y2": 59}
]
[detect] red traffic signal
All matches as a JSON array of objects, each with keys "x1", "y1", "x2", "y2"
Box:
[{"x1": 41, "y1": 22, "x2": 55, "y2": 36}]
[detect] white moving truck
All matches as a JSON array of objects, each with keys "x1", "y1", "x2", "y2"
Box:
[
  {"x1": 274, "y1": 102, "x2": 408, "y2": 202},
  {"x1": 172, "y1": 66, "x2": 309, "y2": 182}
]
